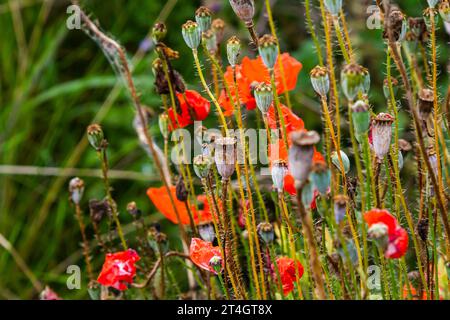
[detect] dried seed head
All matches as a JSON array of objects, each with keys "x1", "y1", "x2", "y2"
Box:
[
  {"x1": 383, "y1": 77, "x2": 399, "y2": 99},
  {"x1": 418, "y1": 88, "x2": 434, "y2": 120},
  {"x1": 152, "y1": 22, "x2": 167, "y2": 42},
  {"x1": 257, "y1": 222, "x2": 275, "y2": 244},
  {"x1": 229, "y1": 0, "x2": 255, "y2": 24},
  {"x1": 211, "y1": 19, "x2": 225, "y2": 43},
  {"x1": 69, "y1": 177, "x2": 84, "y2": 205},
  {"x1": 258, "y1": 34, "x2": 278, "y2": 70},
  {"x1": 214, "y1": 137, "x2": 237, "y2": 180},
  {"x1": 89, "y1": 199, "x2": 110, "y2": 223},
  {"x1": 176, "y1": 177, "x2": 188, "y2": 202},
  {"x1": 383, "y1": 8, "x2": 407, "y2": 42},
  {"x1": 341, "y1": 63, "x2": 365, "y2": 101},
  {"x1": 254, "y1": 82, "x2": 273, "y2": 114},
  {"x1": 372, "y1": 113, "x2": 394, "y2": 162},
  {"x1": 202, "y1": 30, "x2": 217, "y2": 53},
  {"x1": 310, "y1": 66, "x2": 330, "y2": 97},
  {"x1": 323, "y1": 0, "x2": 343, "y2": 16},
  {"x1": 199, "y1": 223, "x2": 216, "y2": 243},
  {"x1": 311, "y1": 161, "x2": 331, "y2": 195},
  {"x1": 331, "y1": 150, "x2": 350, "y2": 174},
  {"x1": 226, "y1": 36, "x2": 241, "y2": 67},
  {"x1": 398, "y1": 139, "x2": 412, "y2": 153},
  {"x1": 408, "y1": 18, "x2": 428, "y2": 42},
  {"x1": 439, "y1": 1, "x2": 450, "y2": 22},
  {"x1": 271, "y1": 159, "x2": 288, "y2": 192},
  {"x1": 417, "y1": 217, "x2": 429, "y2": 242},
  {"x1": 351, "y1": 100, "x2": 371, "y2": 136},
  {"x1": 288, "y1": 131, "x2": 320, "y2": 186},
  {"x1": 194, "y1": 154, "x2": 213, "y2": 179},
  {"x1": 159, "y1": 114, "x2": 170, "y2": 139},
  {"x1": 182, "y1": 20, "x2": 201, "y2": 49},
  {"x1": 334, "y1": 195, "x2": 348, "y2": 224},
  {"x1": 87, "y1": 124, "x2": 105, "y2": 151},
  {"x1": 195, "y1": 6, "x2": 212, "y2": 32}
]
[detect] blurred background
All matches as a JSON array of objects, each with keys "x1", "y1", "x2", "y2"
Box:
[{"x1": 0, "y1": 0, "x2": 448, "y2": 299}]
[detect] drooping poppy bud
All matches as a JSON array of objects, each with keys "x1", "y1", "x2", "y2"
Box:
[
  {"x1": 199, "y1": 223, "x2": 216, "y2": 243},
  {"x1": 333, "y1": 195, "x2": 348, "y2": 224},
  {"x1": 195, "y1": 6, "x2": 212, "y2": 33},
  {"x1": 69, "y1": 177, "x2": 84, "y2": 205},
  {"x1": 257, "y1": 222, "x2": 275, "y2": 244},
  {"x1": 340, "y1": 63, "x2": 365, "y2": 101},
  {"x1": 372, "y1": 113, "x2": 394, "y2": 162},
  {"x1": 323, "y1": 0, "x2": 343, "y2": 16},
  {"x1": 229, "y1": 0, "x2": 255, "y2": 24},
  {"x1": 383, "y1": 77, "x2": 399, "y2": 99},
  {"x1": 202, "y1": 30, "x2": 217, "y2": 54},
  {"x1": 351, "y1": 100, "x2": 371, "y2": 137},
  {"x1": 87, "y1": 124, "x2": 105, "y2": 151},
  {"x1": 152, "y1": 22, "x2": 167, "y2": 43},
  {"x1": 182, "y1": 20, "x2": 201, "y2": 49},
  {"x1": 254, "y1": 82, "x2": 273, "y2": 115},
  {"x1": 159, "y1": 114, "x2": 170, "y2": 139},
  {"x1": 258, "y1": 34, "x2": 278, "y2": 70},
  {"x1": 439, "y1": 1, "x2": 450, "y2": 22},
  {"x1": 176, "y1": 177, "x2": 188, "y2": 202},
  {"x1": 383, "y1": 8, "x2": 407, "y2": 42},
  {"x1": 226, "y1": 36, "x2": 241, "y2": 67},
  {"x1": 194, "y1": 154, "x2": 213, "y2": 180},
  {"x1": 271, "y1": 159, "x2": 288, "y2": 192},
  {"x1": 331, "y1": 150, "x2": 350, "y2": 174},
  {"x1": 310, "y1": 65, "x2": 330, "y2": 97},
  {"x1": 288, "y1": 130, "x2": 320, "y2": 187},
  {"x1": 417, "y1": 88, "x2": 434, "y2": 120},
  {"x1": 311, "y1": 161, "x2": 331, "y2": 195},
  {"x1": 214, "y1": 137, "x2": 237, "y2": 180},
  {"x1": 211, "y1": 19, "x2": 225, "y2": 44}
]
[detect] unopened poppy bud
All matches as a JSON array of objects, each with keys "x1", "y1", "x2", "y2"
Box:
[
  {"x1": 182, "y1": 20, "x2": 201, "y2": 49},
  {"x1": 211, "y1": 19, "x2": 225, "y2": 44},
  {"x1": 152, "y1": 22, "x2": 167, "y2": 43},
  {"x1": 288, "y1": 130, "x2": 320, "y2": 187},
  {"x1": 87, "y1": 124, "x2": 104, "y2": 151},
  {"x1": 176, "y1": 177, "x2": 189, "y2": 202},
  {"x1": 226, "y1": 36, "x2": 241, "y2": 67},
  {"x1": 439, "y1": 1, "x2": 450, "y2": 22},
  {"x1": 254, "y1": 82, "x2": 273, "y2": 115},
  {"x1": 427, "y1": 0, "x2": 439, "y2": 8},
  {"x1": 334, "y1": 195, "x2": 348, "y2": 224},
  {"x1": 372, "y1": 113, "x2": 394, "y2": 162},
  {"x1": 383, "y1": 77, "x2": 399, "y2": 99},
  {"x1": 202, "y1": 30, "x2": 217, "y2": 53},
  {"x1": 209, "y1": 255, "x2": 223, "y2": 274},
  {"x1": 126, "y1": 201, "x2": 140, "y2": 217},
  {"x1": 159, "y1": 114, "x2": 169, "y2": 139},
  {"x1": 331, "y1": 150, "x2": 350, "y2": 174},
  {"x1": 194, "y1": 154, "x2": 213, "y2": 179},
  {"x1": 323, "y1": 0, "x2": 342, "y2": 16},
  {"x1": 383, "y1": 8, "x2": 407, "y2": 42},
  {"x1": 418, "y1": 88, "x2": 434, "y2": 120},
  {"x1": 271, "y1": 160, "x2": 288, "y2": 192},
  {"x1": 301, "y1": 180, "x2": 315, "y2": 206},
  {"x1": 214, "y1": 137, "x2": 237, "y2": 180},
  {"x1": 199, "y1": 223, "x2": 216, "y2": 243},
  {"x1": 310, "y1": 66, "x2": 330, "y2": 97},
  {"x1": 195, "y1": 6, "x2": 212, "y2": 33},
  {"x1": 351, "y1": 100, "x2": 370, "y2": 136},
  {"x1": 311, "y1": 161, "x2": 331, "y2": 195},
  {"x1": 341, "y1": 63, "x2": 365, "y2": 101},
  {"x1": 257, "y1": 222, "x2": 274, "y2": 244},
  {"x1": 69, "y1": 177, "x2": 84, "y2": 205},
  {"x1": 229, "y1": 0, "x2": 255, "y2": 24},
  {"x1": 258, "y1": 34, "x2": 278, "y2": 70}
]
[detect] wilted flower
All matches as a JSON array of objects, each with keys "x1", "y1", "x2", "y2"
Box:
[
  {"x1": 288, "y1": 130, "x2": 320, "y2": 187},
  {"x1": 341, "y1": 63, "x2": 365, "y2": 101},
  {"x1": 310, "y1": 66, "x2": 330, "y2": 97},
  {"x1": 193, "y1": 154, "x2": 213, "y2": 179},
  {"x1": 311, "y1": 161, "x2": 331, "y2": 195},
  {"x1": 87, "y1": 124, "x2": 104, "y2": 151},
  {"x1": 323, "y1": 0, "x2": 343, "y2": 16},
  {"x1": 383, "y1": 8, "x2": 407, "y2": 42},
  {"x1": 229, "y1": 0, "x2": 255, "y2": 24},
  {"x1": 372, "y1": 113, "x2": 394, "y2": 162},
  {"x1": 214, "y1": 136, "x2": 237, "y2": 180},
  {"x1": 351, "y1": 100, "x2": 371, "y2": 137},
  {"x1": 175, "y1": 177, "x2": 188, "y2": 202},
  {"x1": 195, "y1": 6, "x2": 212, "y2": 32},
  {"x1": 418, "y1": 88, "x2": 434, "y2": 120},
  {"x1": 89, "y1": 199, "x2": 110, "y2": 223},
  {"x1": 97, "y1": 249, "x2": 140, "y2": 290},
  {"x1": 271, "y1": 159, "x2": 288, "y2": 192},
  {"x1": 182, "y1": 20, "x2": 201, "y2": 49},
  {"x1": 254, "y1": 82, "x2": 273, "y2": 115},
  {"x1": 69, "y1": 177, "x2": 84, "y2": 205},
  {"x1": 226, "y1": 36, "x2": 241, "y2": 67},
  {"x1": 258, "y1": 34, "x2": 278, "y2": 70},
  {"x1": 257, "y1": 222, "x2": 274, "y2": 244},
  {"x1": 331, "y1": 150, "x2": 350, "y2": 174},
  {"x1": 333, "y1": 195, "x2": 348, "y2": 224}
]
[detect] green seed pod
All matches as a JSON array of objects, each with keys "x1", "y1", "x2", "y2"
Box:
[
  {"x1": 257, "y1": 222, "x2": 275, "y2": 244},
  {"x1": 193, "y1": 154, "x2": 213, "y2": 179},
  {"x1": 351, "y1": 100, "x2": 371, "y2": 136},
  {"x1": 258, "y1": 34, "x2": 278, "y2": 70},
  {"x1": 331, "y1": 150, "x2": 350, "y2": 174},
  {"x1": 301, "y1": 180, "x2": 315, "y2": 206},
  {"x1": 152, "y1": 22, "x2": 167, "y2": 43},
  {"x1": 69, "y1": 177, "x2": 85, "y2": 205},
  {"x1": 87, "y1": 123, "x2": 104, "y2": 151},
  {"x1": 439, "y1": 1, "x2": 450, "y2": 22},
  {"x1": 340, "y1": 63, "x2": 365, "y2": 101},
  {"x1": 361, "y1": 67, "x2": 371, "y2": 95},
  {"x1": 311, "y1": 161, "x2": 331, "y2": 195},
  {"x1": 254, "y1": 82, "x2": 273, "y2": 115},
  {"x1": 202, "y1": 30, "x2": 217, "y2": 54},
  {"x1": 195, "y1": 6, "x2": 212, "y2": 33},
  {"x1": 182, "y1": 20, "x2": 201, "y2": 50},
  {"x1": 310, "y1": 66, "x2": 330, "y2": 97},
  {"x1": 226, "y1": 36, "x2": 241, "y2": 67},
  {"x1": 229, "y1": 0, "x2": 255, "y2": 24},
  {"x1": 324, "y1": 0, "x2": 342, "y2": 16},
  {"x1": 159, "y1": 114, "x2": 169, "y2": 139}
]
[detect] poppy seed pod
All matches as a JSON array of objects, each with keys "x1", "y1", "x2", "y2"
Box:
[
  {"x1": 254, "y1": 82, "x2": 273, "y2": 115},
  {"x1": 229, "y1": 0, "x2": 255, "y2": 24},
  {"x1": 69, "y1": 177, "x2": 84, "y2": 205},
  {"x1": 182, "y1": 20, "x2": 201, "y2": 50},
  {"x1": 427, "y1": 0, "x2": 439, "y2": 8},
  {"x1": 152, "y1": 22, "x2": 167, "y2": 43},
  {"x1": 383, "y1": 8, "x2": 407, "y2": 42},
  {"x1": 310, "y1": 66, "x2": 330, "y2": 97},
  {"x1": 334, "y1": 195, "x2": 348, "y2": 224},
  {"x1": 271, "y1": 159, "x2": 288, "y2": 192},
  {"x1": 202, "y1": 30, "x2": 217, "y2": 54},
  {"x1": 311, "y1": 161, "x2": 331, "y2": 195},
  {"x1": 176, "y1": 177, "x2": 188, "y2": 202},
  {"x1": 195, "y1": 6, "x2": 212, "y2": 33},
  {"x1": 87, "y1": 124, "x2": 104, "y2": 151},
  {"x1": 383, "y1": 77, "x2": 399, "y2": 99},
  {"x1": 372, "y1": 113, "x2": 394, "y2": 162},
  {"x1": 193, "y1": 154, "x2": 213, "y2": 179},
  {"x1": 199, "y1": 223, "x2": 216, "y2": 243},
  {"x1": 351, "y1": 100, "x2": 371, "y2": 136},
  {"x1": 209, "y1": 255, "x2": 223, "y2": 274},
  {"x1": 439, "y1": 1, "x2": 450, "y2": 22},
  {"x1": 214, "y1": 137, "x2": 237, "y2": 180},
  {"x1": 258, "y1": 35, "x2": 278, "y2": 70},
  {"x1": 331, "y1": 150, "x2": 350, "y2": 174},
  {"x1": 89, "y1": 199, "x2": 110, "y2": 224},
  {"x1": 211, "y1": 19, "x2": 225, "y2": 44},
  {"x1": 418, "y1": 88, "x2": 434, "y2": 120},
  {"x1": 323, "y1": 0, "x2": 343, "y2": 16},
  {"x1": 288, "y1": 130, "x2": 320, "y2": 187},
  {"x1": 226, "y1": 36, "x2": 241, "y2": 67},
  {"x1": 341, "y1": 63, "x2": 365, "y2": 101},
  {"x1": 257, "y1": 222, "x2": 275, "y2": 244},
  {"x1": 158, "y1": 114, "x2": 169, "y2": 139},
  {"x1": 408, "y1": 18, "x2": 428, "y2": 43}
]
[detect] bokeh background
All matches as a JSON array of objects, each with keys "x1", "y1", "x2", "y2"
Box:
[{"x1": 0, "y1": 0, "x2": 448, "y2": 299}]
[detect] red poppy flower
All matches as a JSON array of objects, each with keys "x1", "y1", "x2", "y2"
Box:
[
  {"x1": 147, "y1": 186, "x2": 214, "y2": 225},
  {"x1": 272, "y1": 256, "x2": 304, "y2": 296},
  {"x1": 97, "y1": 249, "x2": 140, "y2": 291},
  {"x1": 218, "y1": 53, "x2": 302, "y2": 116},
  {"x1": 189, "y1": 238, "x2": 223, "y2": 274},
  {"x1": 267, "y1": 104, "x2": 305, "y2": 136},
  {"x1": 167, "y1": 90, "x2": 210, "y2": 129},
  {"x1": 364, "y1": 209, "x2": 409, "y2": 259}
]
